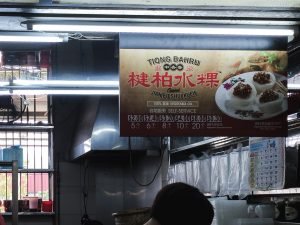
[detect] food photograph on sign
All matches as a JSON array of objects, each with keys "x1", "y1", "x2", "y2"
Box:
[
  {"x1": 216, "y1": 52, "x2": 287, "y2": 120},
  {"x1": 119, "y1": 49, "x2": 288, "y2": 137}
]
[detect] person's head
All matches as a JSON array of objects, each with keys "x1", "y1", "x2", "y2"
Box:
[{"x1": 151, "y1": 182, "x2": 214, "y2": 225}]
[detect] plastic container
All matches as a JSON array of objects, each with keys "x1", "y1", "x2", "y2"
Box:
[
  {"x1": 3, "y1": 200, "x2": 11, "y2": 212},
  {"x1": 23, "y1": 197, "x2": 41, "y2": 212},
  {"x1": 0, "y1": 148, "x2": 3, "y2": 169},
  {"x1": 210, "y1": 198, "x2": 248, "y2": 225},
  {"x1": 255, "y1": 204, "x2": 276, "y2": 218},
  {"x1": 2, "y1": 145, "x2": 23, "y2": 169},
  {"x1": 42, "y1": 200, "x2": 53, "y2": 212},
  {"x1": 232, "y1": 218, "x2": 274, "y2": 225},
  {"x1": 0, "y1": 148, "x2": 3, "y2": 161}
]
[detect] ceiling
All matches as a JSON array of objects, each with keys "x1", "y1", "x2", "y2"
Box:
[
  {"x1": 0, "y1": 2, "x2": 298, "y2": 63},
  {"x1": 88, "y1": 0, "x2": 295, "y2": 8},
  {"x1": 0, "y1": 2, "x2": 300, "y2": 33},
  {"x1": 0, "y1": 2, "x2": 298, "y2": 52},
  {"x1": 3, "y1": 0, "x2": 300, "y2": 7}
]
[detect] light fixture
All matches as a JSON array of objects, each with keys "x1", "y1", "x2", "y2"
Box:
[
  {"x1": 288, "y1": 83, "x2": 300, "y2": 91},
  {"x1": 288, "y1": 112, "x2": 300, "y2": 121},
  {"x1": 0, "y1": 88, "x2": 120, "y2": 95},
  {"x1": 0, "y1": 81, "x2": 9, "y2": 86},
  {"x1": 30, "y1": 23, "x2": 295, "y2": 36},
  {"x1": 0, "y1": 32, "x2": 68, "y2": 43},
  {"x1": 13, "y1": 80, "x2": 119, "y2": 88},
  {"x1": 11, "y1": 89, "x2": 119, "y2": 95},
  {"x1": 0, "y1": 79, "x2": 119, "y2": 95}
]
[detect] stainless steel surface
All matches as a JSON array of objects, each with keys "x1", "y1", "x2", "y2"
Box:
[
  {"x1": 0, "y1": 5, "x2": 300, "y2": 23},
  {"x1": 288, "y1": 118, "x2": 300, "y2": 136},
  {"x1": 170, "y1": 119, "x2": 300, "y2": 154},
  {"x1": 0, "y1": 16, "x2": 26, "y2": 31},
  {"x1": 254, "y1": 188, "x2": 300, "y2": 195},
  {"x1": 93, "y1": 156, "x2": 162, "y2": 225},
  {"x1": 0, "y1": 169, "x2": 55, "y2": 173},
  {"x1": 71, "y1": 96, "x2": 161, "y2": 159},
  {"x1": 161, "y1": 138, "x2": 170, "y2": 187},
  {"x1": 0, "y1": 125, "x2": 54, "y2": 130},
  {"x1": 275, "y1": 222, "x2": 300, "y2": 225},
  {"x1": 0, "y1": 4, "x2": 299, "y2": 37},
  {"x1": 52, "y1": 40, "x2": 141, "y2": 160},
  {"x1": 53, "y1": 0, "x2": 300, "y2": 7},
  {"x1": 52, "y1": 40, "x2": 119, "y2": 81},
  {"x1": 170, "y1": 136, "x2": 248, "y2": 153},
  {"x1": 120, "y1": 32, "x2": 288, "y2": 50}
]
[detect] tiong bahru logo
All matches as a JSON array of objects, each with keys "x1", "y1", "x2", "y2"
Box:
[
  {"x1": 163, "y1": 63, "x2": 184, "y2": 71},
  {"x1": 147, "y1": 55, "x2": 201, "y2": 71}
]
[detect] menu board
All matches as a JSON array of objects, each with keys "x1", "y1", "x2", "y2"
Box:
[
  {"x1": 120, "y1": 48, "x2": 288, "y2": 137},
  {"x1": 249, "y1": 137, "x2": 285, "y2": 190}
]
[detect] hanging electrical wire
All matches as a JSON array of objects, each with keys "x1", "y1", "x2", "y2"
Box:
[
  {"x1": 81, "y1": 160, "x2": 103, "y2": 225},
  {"x1": 129, "y1": 136, "x2": 166, "y2": 187}
]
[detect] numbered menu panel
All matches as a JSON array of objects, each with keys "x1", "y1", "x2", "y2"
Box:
[{"x1": 249, "y1": 137, "x2": 285, "y2": 190}]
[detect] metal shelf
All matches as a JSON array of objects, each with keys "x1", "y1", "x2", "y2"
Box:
[
  {"x1": 0, "y1": 169, "x2": 54, "y2": 173},
  {"x1": 0, "y1": 125, "x2": 53, "y2": 130},
  {"x1": 253, "y1": 188, "x2": 300, "y2": 195},
  {"x1": 203, "y1": 189, "x2": 300, "y2": 197},
  {"x1": 274, "y1": 222, "x2": 300, "y2": 225},
  {"x1": 170, "y1": 118, "x2": 300, "y2": 155},
  {"x1": 170, "y1": 136, "x2": 248, "y2": 154}
]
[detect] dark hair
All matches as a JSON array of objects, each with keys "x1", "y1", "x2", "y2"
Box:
[{"x1": 151, "y1": 182, "x2": 214, "y2": 225}]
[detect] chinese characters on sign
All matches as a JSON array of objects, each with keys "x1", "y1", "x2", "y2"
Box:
[
  {"x1": 128, "y1": 71, "x2": 220, "y2": 88},
  {"x1": 120, "y1": 50, "x2": 287, "y2": 136}
]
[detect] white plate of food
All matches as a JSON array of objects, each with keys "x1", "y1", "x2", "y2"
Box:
[{"x1": 215, "y1": 71, "x2": 287, "y2": 120}]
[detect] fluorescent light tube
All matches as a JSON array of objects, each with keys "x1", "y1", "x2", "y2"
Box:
[
  {"x1": 0, "y1": 90, "x2": 10, "y2": 95},
  {"x1": 1, "y1": 79, "x2": 119, "y2": 95},
  {"x1": 0, "y1": 81, "x2": 9, "y2": 86},
  {"x1": 13, "y1": 80, "x2": 119, "y2": 88},
  {"x1": 11, "y1": 89, "x2": 120, "y2": 95},
  {"x1": 0, "y1": 32, "x2": 68, "y2": 43},
  {"x1": 31, "y1": 24, "x2": 294, "y2": 36},
  {"x1": 288, "y1": 83, "x2": 300, "y2": 90}
]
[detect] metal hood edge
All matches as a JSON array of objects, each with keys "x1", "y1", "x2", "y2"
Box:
[{"x1": 71, "y1": 96, "x2": 161, "y2": 160}]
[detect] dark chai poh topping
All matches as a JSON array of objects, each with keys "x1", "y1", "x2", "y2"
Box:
[
  {"x1": 259, "y1": 89, "x2": 279, "y2": 103},
  {"x1": 233, "y1": 82, "x2": 252, "y2": 98},
  {"x1": 253, "y1": 72, "x2": 271, "y2": 84}
]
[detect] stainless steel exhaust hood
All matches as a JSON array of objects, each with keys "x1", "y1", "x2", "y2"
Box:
[{"x1": 71, "y1": 96, "x2": 161, "y2": 160}]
